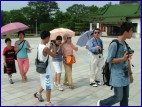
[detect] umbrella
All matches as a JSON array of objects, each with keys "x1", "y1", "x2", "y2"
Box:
[
  {"x1": 50, "y1": 28, "x2": 75, "y2": 40},
  {"x1": 1, "y1": 22, "x2": 29, "y2": 35},
  {"x1": 76, "y1": 30, "x2": 93, "y2": 47}
]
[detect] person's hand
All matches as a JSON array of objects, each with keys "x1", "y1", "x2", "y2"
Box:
[
  {"x1": 123, "y1": 52, "x2": 129, "y2": 61},
  {"x1": 49, "y1": 43, "x2": 55, "y2": 49},
  {"x1": 26, "y1": 48, "x2": 32, "y2": 53},
  {"x1": 130, "y1": 74, "x2": 134, "y2": 83},
  {"x1": 95, "y1": 46, "x2": 101, "y2": 50}
]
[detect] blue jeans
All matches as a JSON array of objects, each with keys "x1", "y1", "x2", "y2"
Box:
[{"x1": 100, "y1": 85, "x2": 129, "y2": 106}]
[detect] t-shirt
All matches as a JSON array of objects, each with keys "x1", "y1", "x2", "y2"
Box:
[
  {"x1": 52, "y1": 45, "x2": 63, "y2": 62},
  {"x1": 62, "y1": 43, "x2": 76, "y2": 57},
  {"x1": 3, "y1": 46, "x2": 15, "y2": 62},
  {"x1": 16, "y1": 40, "x2": 28, "y2": 58},
  {"x1": 107, "y1": 40, "x2": 130, "y2": 87}
]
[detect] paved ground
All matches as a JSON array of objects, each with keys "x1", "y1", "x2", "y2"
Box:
[{"x1": 1, "y1": 36, "x2": 141, "y2": 106}]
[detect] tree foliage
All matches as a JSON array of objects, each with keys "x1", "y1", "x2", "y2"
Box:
[{"x1": 1, "y1": 1, "x2": 113, "y2": 34}]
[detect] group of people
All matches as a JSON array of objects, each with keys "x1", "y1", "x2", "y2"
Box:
[
  {"x1": 3, "y1": 22, "x2": 134, "y2": 106},
  {"x1": 3, "y1": 31, "x2": 31, "y2": 84},
  {"x1": 3, "y1": 30, "x2": 78, "y2": 105},
  {"x1": 85, "y1": 22, "x2": 134, "y2": 106}
]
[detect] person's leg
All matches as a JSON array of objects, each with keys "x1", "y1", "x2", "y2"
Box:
[
  {"x1": 57, "y1": 72, "x2": 64, "y2": 91},
  {"x1": 46, "y1": 89, "x2": 51, "y2": 102},
  {"x1": 8, "y1": 74, "x2": 14, "y2": 84},
  {"x1": 23, "y1": 58, "x2": 29, "y2": 81},
  {"x1": 66, "y1": 64, "x2": 72, "y2": 88},
  {"x1": 54, "y1": 72, "x2": 58, "y2": 87},
  {"x1": 57, "y1": 73, "x2": 61, "y2": 84},
  {"x1": 90, "y1": 54, "x2": 98, "y2": 85},
  {"x1": 39, "y1": 86, "x2": 44, "y2": 93},
  {"x1": 63, "y1": 63, "x2": 68, "y2": 85},
  {"x1": 17, "y1": 58, "x2": 25, "y2": 81},
  {"x1": 53, "y1": 62, "x2": 57, "y2": 85},
  {"x1": 45, "y1": 90, "x2": 54, "y2": 105},
  {"x1": 57, "y1": 61, "x2": 62, "y2": 85},
  {"x1": 34, "y1": 86, "x2": 44, "y2": 102},
  {"x1": 100, "y1": 87, "x2": 123, "y2": 106},
  {"x1": 95, "y1": 55, "x2": 104, "y2": 84},
  {"x1": 120, "y1": 85, "x2": 129, "y2": 106},
  {"x1": 45, "y1": 73, "x2": 54, "y2": 105}
]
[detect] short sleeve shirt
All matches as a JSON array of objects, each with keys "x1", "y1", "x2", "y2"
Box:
[{"x1": 107, "y1": 40, "x2": 130, "y2": 87}]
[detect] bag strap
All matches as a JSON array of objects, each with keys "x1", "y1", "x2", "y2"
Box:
[
  {"x1": 110, "y1": 39, "x2": 120, "y2": 58},
  {"x1": 15, "y1": 40, "x2": 26, "y2": 55},
  {"x1": 124, "y1": 41, "x2": 131, "y2": 50},
  {"x1": 36, "y1": 47, "x2": 49, "y2": 67}
]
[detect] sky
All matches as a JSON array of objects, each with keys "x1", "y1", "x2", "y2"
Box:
[{"x1": 1, "y1": 1, "x2": 120, "y2": 12}]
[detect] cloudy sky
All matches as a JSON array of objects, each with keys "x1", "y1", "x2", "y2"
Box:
[{"x1": 1, "y1": 1, "x2": 120, "y2": 12}]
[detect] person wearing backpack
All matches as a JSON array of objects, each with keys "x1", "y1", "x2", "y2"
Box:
[
  {"x1": 88, "y1": 28, "x2": 104, "y2": 87},
  {"x1": 97, "y1": 22, "x2": 134, "y2": 106}
]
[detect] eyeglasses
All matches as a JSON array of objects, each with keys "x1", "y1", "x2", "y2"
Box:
[{"x1": 94, "y1": 32, "x2": 100, "y2": 34}]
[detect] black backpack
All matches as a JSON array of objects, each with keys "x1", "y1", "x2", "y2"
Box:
[{"x1": 102, "y1": 39, "x2": 131, "y2": 89}]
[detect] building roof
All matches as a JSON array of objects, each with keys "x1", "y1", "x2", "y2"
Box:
[
  {"x1": 95, "y1": 3, "x2": 140, "y2": 24},
  {"x1": 98, "y1": 17, "x2": 126, "y2": 24}
]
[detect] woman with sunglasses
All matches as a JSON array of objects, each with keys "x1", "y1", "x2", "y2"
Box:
[{"x1": 62, "y1": 35, "x2": 78, "y2": 89}]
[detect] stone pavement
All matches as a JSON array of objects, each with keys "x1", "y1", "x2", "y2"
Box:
[{"x1": 1, "y1": 36, "x2": 141, "y2": 106}]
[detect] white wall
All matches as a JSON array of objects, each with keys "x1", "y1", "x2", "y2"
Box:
[{"x1": 129, "y1": 18, "x2": 141, "y2": 38}]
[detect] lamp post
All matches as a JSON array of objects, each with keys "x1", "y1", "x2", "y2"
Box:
[{"x1": 90, "y1": 23, "x2": 93, "y2": 31}]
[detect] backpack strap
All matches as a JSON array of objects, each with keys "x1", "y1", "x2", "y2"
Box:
[{"x1": 110, "y1": 39, "x2": 120, "y2": 58}]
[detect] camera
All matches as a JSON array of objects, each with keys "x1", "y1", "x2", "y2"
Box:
[
  {"x1": 98, "y1": 48, "x2": 103, "y2": 54},
  {"x1": 127, "y1": 49, "x2": 134, "y2": 55},
  {"x1": 50, "y1": 40, "x2": 56, "y2": 45},
  {"x1": 125, "y1": 46, "x2": 134, "y2": 55}
]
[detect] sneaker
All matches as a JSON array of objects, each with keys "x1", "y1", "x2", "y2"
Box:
[
  {"x1": 54, "y1": 82, "x2": 58, "y2": 88},
  {"x1": 58, "y1": 84, "x2": 64, "y2": 91},
  {"x1": 9, "y1": 79, "x2": 14, "y2": 84},
  {"x1": 97, "y1": 100, "x2": 101, "y2": 106},
  {"x1": 34, "y1": 92, "x2": 44, "y2": 102},
  {"x1": 95, "y1": 81, "x2": 102, "y2": 86},
  {"x1": 92, "y1": 83, "x2": 98, "y2": 87},
  {"x1": 90, "y1": 83, "x2": 95, "y2": 86},
  {"x1": 45, "y1": 102, "x2": 54, "y2": 106}
]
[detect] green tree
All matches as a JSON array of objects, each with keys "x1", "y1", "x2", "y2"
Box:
[
  {"x1": 40, "y1": 23, "x2": 54, "y2": 31},
  {"x1": 7, "y1": 10, "x2": 26, "y2": 24},
  {"x1": 28, "y1": 1, "x2": 59, "y2": 23},
  {"x1": 1, "y1": 10, "x2": 10, "y2": 25}
]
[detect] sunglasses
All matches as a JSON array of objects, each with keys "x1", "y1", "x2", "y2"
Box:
[{"x1": 94, "y1": 32, "x2": 100, "y2": 34}]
